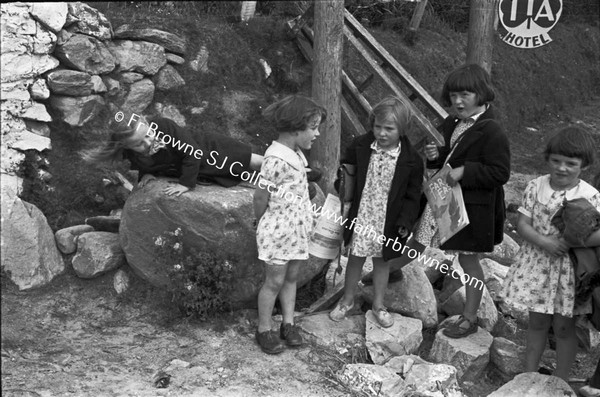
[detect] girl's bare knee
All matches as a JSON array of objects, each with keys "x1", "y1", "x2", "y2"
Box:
[{"x1": 528, "y1": 313, "x2": 552, "y2": 331}]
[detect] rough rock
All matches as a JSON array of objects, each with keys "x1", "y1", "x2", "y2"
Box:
[
  {"x1": 1, "y1": 146, "x2": 25, "y2": 175},
  {"x1": 30, "y1": 2, "x2": 68, "y2": 33},
  {"x1": 118, "y1": 78, "x2": 154, "y2": 114},
  {"x1": 153, "y1": 102, "x2": 186, "y2": 127},
  {"x1": 33, "y1": 21, "x2": 56, "y2": 54},
  {"x1": 109, "y1": 40, "x2": 167, "y2": 75},
  {"x1": 299, "y1": 312, "x2": 365, "y2": 352},
  {"x1": 490, "y1": 337, "x2": 523, "y2": 381},
  {"x1": 438, "y1": 259, "x2": 498, "y2": 331},
  {"x1": 483, "y1": 233, "x2": 520, "y2": 266},
  {"x1": 9, "y1": 130, "x2": 51, "y2": 152},
  {"x1": 337, "y1": 364, "x2": 408, "y2": 397},
  {"x1": 325, "y1": 255, "x2": 373, "y2": 291},
  {"x1": 113, "y1": 25, "x2": 186, "y2": 55},
  {"x1": 119, "y1": 180, "x2": 328, "y2": 308},
  {"x1": 65, "y1": 2, "x2": 113, "y2": 41},
  {"x1": 487, "y1": 372, "x2": 576, "y2": 396},
  {"x1": 102, "y1": 76, "x2": 120, "y2": 96},
  {"x1": 405, "y1": 246, "x2": 452, "y2": 284},
  {"x1": 153, "y1": 64, "x2": 185, "y2": 91},
  {"x1": 1, "y1": 3, "x2": 36, "y2": 36},
  {"x1": 362, "y1": 264, "x2": 438, "y2": 327},
  {"x1": 46, "y1": 69, "x2": 94, "y2": 96},
  {"x1": 404, "y1": 363, "x2": 464, "y2": 397},
  {"x1": 166, "y1": 53, "x2": 185, "y2": 65},
  {"x1": 49, "y1": 94, "x2": 105, "y2": 127},
  {"x1": 1, "y1": 79, "x2": 31, "y2": 101},
  {"x1": 29, "y1": 78, "x2": 50, "y2": 100},
  {"x1": 498, "y1": 300, "x2": 529, "y2": 326},
  {"x1": 25, "y1": 119, "x2": 52, "y2": 137},
  {"x1": 0, "y1": 52, "x2": 59, "y2": 83},
  {"x1": 503, "y1": 172, "x2": 536, "y2": 209},
  {"x1": 429, "y1": 327, "x2": 493, "y2": 382},
  {"x1": 113, "y1": 269, "x2": 130, "y2": 294},
  {"x1": 480, "y1": 258, "x2": 509, "y2": 301},
  {"x1": 85, "y1": 215, "x2": 120, "y2": 233},
  {"x1": 90, "y1": 75, "x2": 107, "y2": 93},
  {"x1": 365, "y1": 311, "x2": 423, "y2": 365},
  {"x1": 72, "y1": 232, "x2": 126, "y2": 279},
  {"x1": 54, "y1": 32, "x2": 116, "y2": 74},
  {"x1": 119, "y1": 72, "x2": 144, "y2": 84},
  {"x1": 1, "y1": 189, "x2": 64, "y2": 290},
  {"x1": 576, "y1": 316, "x2": 600, "y2": 351},
  {"x1": 21, "y1": 102, "x2": 52, "y2": 123},
  {"x1": 55, "y1": 224, "x2": 95, "y2": 254}
]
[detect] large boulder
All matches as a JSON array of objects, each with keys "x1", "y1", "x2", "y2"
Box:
[
  {"x1": 72, "y1": 232, "x2": 126, "y2": 278},
  {"x1": 30, "y1": 2, "x2": 68, "y2": 33},
  {"x1": 54, "y1": 32, "x2": 116, "y2": 75},
  {"x1": 46, "y1": 69, "x2": 94, "y2": 96},
  {"x1": 65, "y1": 2, "x2": 113, "y2": 41},
  {"x1": 109, "y1": 40, "x2": 167, "y2": 75},
  {"x1": 487, "y1": 372, "x2": 576, "y2": 396},
  {"x1": 1, "y1": 185, "x2": 64, "y2": 290},
  {"x1": 119, "y1": 180, "x2": 328, "y2": 308}
]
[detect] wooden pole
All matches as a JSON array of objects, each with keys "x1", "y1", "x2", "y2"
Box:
[
  {"x1": 310, "y1": 0, "x2": 344, "y2": 194},
  {"x1": 408, "y1": 0, "x2": 428, "y2": 32},
  {"x1": 466, "y1": 0, "x2": 499, "y2": 73}
]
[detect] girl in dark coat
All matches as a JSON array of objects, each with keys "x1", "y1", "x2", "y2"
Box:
[
  {"x1": 329, "y1": 96, "x2": 424, "y2": 328},
  {"x1": 415, "y1": 64, "x2": 511, "y2": 338},
  {"x1": 83, "y1": 113, "x2": 263, "y2": 195}
]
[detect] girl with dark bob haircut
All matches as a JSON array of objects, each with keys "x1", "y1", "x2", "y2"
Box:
[
  {"x1": 262, "y1": 95, "x2": 327, "y2": 134},
  {"x1": 543, "y1": 126, "x2": 597, "y2": 168},
  {"x1": 440, "y1": 64, "x2": 495, "y2": 107}
]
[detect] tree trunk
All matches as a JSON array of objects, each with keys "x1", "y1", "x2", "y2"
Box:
[
  {"x1": 466, "y1": 0, "x2": 499, "y2": 74},
  {"x1": 310, "y1": 0, "x2": 344, "y2": 194}
]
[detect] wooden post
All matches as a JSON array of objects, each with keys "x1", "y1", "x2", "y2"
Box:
[
  {"x1": 466, "y1": 0, "x2": 499, "y2": 73},
  {"x1": 408, "y1": 0, "x2": 428, "y2": 32},
  {"x1": 310, "y1": 0, "x2": 344, "y2": 194}
]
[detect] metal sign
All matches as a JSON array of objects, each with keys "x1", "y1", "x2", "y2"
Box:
[{"x1": 498, "y1": 0, "x2": 563, "y2": 49}]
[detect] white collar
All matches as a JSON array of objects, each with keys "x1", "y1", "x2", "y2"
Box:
[
  {"x1": 539, "y1": 174, "x2": 598, "y2": 202},
  {"x1": 369, "y1": 140, "x2": 401, "y2": 158},
  {"x1": 263, "y1": 140, "x2": 308, "y2": 171}
]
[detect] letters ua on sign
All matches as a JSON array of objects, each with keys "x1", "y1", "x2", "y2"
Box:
[{"x1": 423, "y1": 164, "x2": 470, "y2": 244}]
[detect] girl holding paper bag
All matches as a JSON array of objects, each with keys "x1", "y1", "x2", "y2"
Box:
[
  {"x1": 415, "y1": 64, "x2": 511, "y2": 338},
  {"x1": 329, "y1": 96, "x2": 424, "y2": 328}
]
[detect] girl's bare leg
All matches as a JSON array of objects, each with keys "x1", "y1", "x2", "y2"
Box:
[{"x1": 525, "y1": 312, "x2": 552, "y2": 373}]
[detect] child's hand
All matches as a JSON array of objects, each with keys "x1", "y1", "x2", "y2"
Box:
[
  {"x1": 138, "y1": 174, "x2": 157, "y2": 187},
  {"x1": 163, "y1": 183, "x2": 189, "y2": 197},
  {"x1": 540, "y1": 235, "x2": 569, "y2": 257},
  {"x1": 424, "y1": 143, "x2": 439, "y2": 161},
  {"x1": 398, "y1": 227, "x2": 409, "y2": 238},
  {"x1": 446, "y1": 166, "x2": 465, "y2": 186}
]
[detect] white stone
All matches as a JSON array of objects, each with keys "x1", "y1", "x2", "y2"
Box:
[
  {"x1": 429, "y1": 327, "x2": 493, "y2": 382},
  {"x1": 1, "y1": 79, "x2": 31, "y2": 101},
  {"x1": 0, "y1": 53, "x2": 59, "y2": 83},
  {"x1": 0, "y1": 145, "x2": 25, "y2": 175},
  {"x1": 365, "y1": 311, "x2": 423, "y2": 365},
  {"x1": 9, "y1": 129, "x2": 51, "y2": 151},
  {"x1": 298, "y1": 312, "x2": 366, "y2": 351},
  {"x1": 113, "y1": 269, "x2": 130, "y2": 295},
  {"x1": 1, "y1": 3, "x2": 36, "y2": 36},
  {"x1": 483, "y1": 233, "x2": 520, "y2": 265},
  {"x1": 30, "y1": 78, "x2": 50, "y2": 100},
  {"x1": 90, "y1": 75, "x2": 107, "y2": 93},
  {"x1": 404, "y1": 363, "x2": 464, "y2": 397},
  {"x1": 487, "y1": 372, "x2": 576, "y2": 396},
  {"x1": 72, "y1": 232, "x2": 126, "y2": 279},
  {"x1": 20, "y1": 102, "x2": 52, "y2": 122},
  {"x1": 490, "y1": 337, "x2": 523, "y2": 380},
  {"x1": 33, "y1": 21, "x2": 56, "y2": 54},
  {"x1": 338, "y1": 363, "x2": 408, "y2": 397},
  {"x1": 30, "y1": 2, "x2": 68, "y2": 33}
]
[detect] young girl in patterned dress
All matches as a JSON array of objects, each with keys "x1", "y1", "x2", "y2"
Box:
[
  {"x1": 502, "y1": 127, "x2": 600, "y2": 381},
  {"x1": 253, "y1": 95, "x2": 327, "y2": 354},
  {"x1": 329, "y1": 96, "x2": 424, "y2": 328}
]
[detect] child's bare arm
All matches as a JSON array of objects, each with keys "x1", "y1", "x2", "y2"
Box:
[
  {"x1": 253, "y1": 186, "x2": 270, "y2": 221},
  {"x1": 516, "y1": 212, "x2": 569, "y2": 257}
]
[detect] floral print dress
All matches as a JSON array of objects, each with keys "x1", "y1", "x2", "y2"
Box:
[
  {"x1": 349, "y1": 141, "x2": 399, "y2": 258},
  {"x1": 501, "y1": 175, "x2": 600, "y2": 317},
  {"x1": 256, "y1": 141, "x2": 313, "y2": 265}
]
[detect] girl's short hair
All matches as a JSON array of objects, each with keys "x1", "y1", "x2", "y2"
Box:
[
  {"x1": 368, "y1": 96, "x2": 414, "y2": 134},
  {"x1": 544, "y1": 126, "x2": 597, "y2": 167},
  {"x1": 441, "y1": 64, "x2": 495, "y2": 107},
  {"x1": 262, "y1": 95, "x2": 327, "y2": 133},
  {"x1": 81, "y1": 115, "x2": 148, "y2": 163}
]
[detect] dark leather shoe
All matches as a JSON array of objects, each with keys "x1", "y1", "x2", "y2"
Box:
[
  {"x1": 256, "y1": 330, "x2": 285, "y2": 354},
  {"x1": 280, "y1": 323, "x2": 303, "y2": 347}
]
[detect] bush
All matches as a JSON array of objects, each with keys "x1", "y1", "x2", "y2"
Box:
[{"x1": 154, "y1": 228, "x2": 235, "y2": 319}]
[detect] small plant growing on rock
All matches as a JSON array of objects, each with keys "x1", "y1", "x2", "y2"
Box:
[{"x1": 154, "y1": 228, "x2": 235, "y2": 319}]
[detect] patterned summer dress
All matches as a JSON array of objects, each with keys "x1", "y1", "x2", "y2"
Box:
[
  {"x1": 349, "y1": 141, "x2": 400, "y2": 258},
  {"x1": 256, "y1": 141, "x2": 313, "y2": 265},
  {"x1": 501, "y1": 175, "x2": 600, "y2": 317}
]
